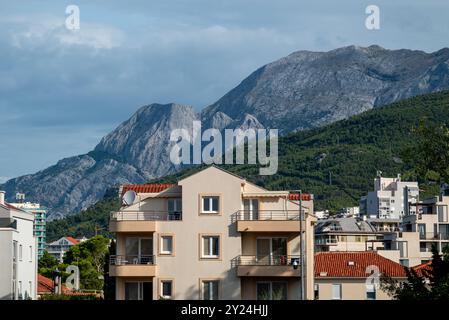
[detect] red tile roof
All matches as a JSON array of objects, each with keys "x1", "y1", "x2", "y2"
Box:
[
  {"x1": 315, "y1": 252, "x2": 407, "y2": 278},
  {"x1": 38, "y1": 274, "x2": 71, "y2": 294},
  {"x1": 413, "y1": 261, "x2": 432, "y2": 277},
  {"x1": 65, "y1": 236, "x2": 80, "y2": 245},
  {"x1": 288, "y1": 193, "x2": 312, "y2": 201},
  {"x1": 121, "y1": 184, "x2": 175, "y2": 196}
]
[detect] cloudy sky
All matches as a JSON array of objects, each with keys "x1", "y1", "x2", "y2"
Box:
[{"x1": 0, "y1": 0, "x2": 448, "y2": 182}]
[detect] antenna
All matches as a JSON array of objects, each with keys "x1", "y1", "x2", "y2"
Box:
[{"x1": 122, "y1": 190, "x2": 136, "y2": 206}]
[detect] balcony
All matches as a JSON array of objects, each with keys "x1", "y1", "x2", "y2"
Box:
[
  {"x1": 109, "y1": 211, "x2": 181, "y2": 233},
  {"x1": 109, "y1": 255, "x2": 156, "y2": 277},
  {"x1": 419, "y1": 232, "x2": 449, "y2": 241},
  {"x1": 232, "y1": 210, "x2": 305, "y2": 233},
  {"x1": 232, "y1": 255, "x2": 301, "y2": 277}
]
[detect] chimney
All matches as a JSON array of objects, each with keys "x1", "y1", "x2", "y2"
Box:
[{"x1": 0, "y1": 191, "x2": 5, "y2": 205}]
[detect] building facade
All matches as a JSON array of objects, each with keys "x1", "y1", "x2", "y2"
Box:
[
  {"x1": 46, "y1": 236, "x2": 80, "y2": 262},
  {"x1": 0, "y1": 191, "x2": 37, "y2": 300},
  {"x1": 360, "y1": 174, "x2": 419, "y2": 219},
  {"x1": 9, "y1": 200, "x2": 47, "y2": 259},
  {"x1": 315, "y1": 217, "x2": 383, "y2": 252},
  {"x1": 314, "y1": 252, "x2": 406, "y2": 300},
  {"x1": 109, "y1": 166, "x2": 317, "y2": 300}
]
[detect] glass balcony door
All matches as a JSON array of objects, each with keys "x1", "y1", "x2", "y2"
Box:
[
  {"x1": 243, "y1": 199, "x2": 259, "y2": 220},
  {"x1": 256, "y1": 238, "x2": 287, "y2": 265},
  {"x1": 125, "y1": 282, "x2": 152, "y2": 300},
  {"x1": 125, "y1": 237, "x2": 153, "y2": 264}
]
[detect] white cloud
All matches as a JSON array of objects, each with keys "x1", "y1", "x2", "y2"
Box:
[{"x1": 9, "y1": 17, "x2": 124, "y2": 50}]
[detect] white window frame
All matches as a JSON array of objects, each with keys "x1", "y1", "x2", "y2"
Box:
[
  {"x1": 201, "y1": 236, "x2": 220, "y2": 258},
  {"x1": 29, "y1": 246, "x2": 33, "y2": 262},
  {"x1": 160, "y1": 235, "x2": 173, "y2": 255},
  {"x1": 202, "y1": 196, "x2": 219, "y2": 214},
  {"x1": 160, "y1": 280, "x2": 173, "y2": 299},
  {"x1": 332, "y1": 284, "x2": 342, "y2": 300},
  {"x1": 202, "y1": 280, "x2": 219, "y2": 300},
  {"x1": 366, "y1": 284, "x2": 376, "y2": 300}
]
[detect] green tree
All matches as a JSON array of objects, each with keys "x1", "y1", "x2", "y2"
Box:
[
  {"x1": 381, "y1": 244, "x2": 449, "y2": 299},
  {"x1": 38, "y1": 251, "x2": 59, "y2": 278},
  {"x1": 63, "y1": 235, "x2": 110, "y2": 290},
  {"x1": 403, "y1": 121, "x2": 449, "y2": 184}
]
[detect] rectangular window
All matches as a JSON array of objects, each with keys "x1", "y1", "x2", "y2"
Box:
[
  {"x1": 161, "y1": 280, "x2": 173, "y2": 299},
  {"x1": 168, "y1": 198, "x2": 182, "y2": 220},
  {"x1": 202, "y1": 281, "x2": 219, "y2": 300},
  {"x1": 332, "y1": 284, "x2": 342, "y2": 300},
  {"x1": 19, "y1": 245, "x2": 23, "y2": 261},
  {"x1": 125, "y1": 282, "x2": 152, "y2": 300},
  {"x1": 314, "y1": 284, "x2": 319, "y2": 300},
  {"x1": 160, "y1": 235, "x2": 174, "y2": 255},
  {"x1": 202, "y1": 236, "x2": 220, "y2": 258},
  {"x1": 28, "y1": 281, "x2": 33, "y2": 299},
  {"x1": 366, "y1": 284, "x2": 376, "y2": 300},
  {"x1": 202, "y1": 196, "x2": 219, "y2": 214},
  {"x1": 29, "y1": 246, "x2": 33, "y2": 262},
  {"x1": 256, "y1": 282, "x2": 287, "y2": 300}
]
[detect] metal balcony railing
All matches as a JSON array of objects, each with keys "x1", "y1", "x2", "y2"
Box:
[
  {"x1": 110, "y1": 255, "x2": 156, "y2": 265},
  {"x1": 231, "y1": 210, "x2": 302, "y2": 222},
  {"x1": 110, "y1": 211, "x2": 182, "y2": 221},
  {"x1": 419, "y1": 232, "x2": 447, "y2": 240},
  {"x1": 231, "y1": 255, "x2": 301, "y2": 267}
]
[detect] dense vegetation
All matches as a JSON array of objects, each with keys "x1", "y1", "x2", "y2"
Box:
[
  {"x1": 381, "y1": 245, "x2": 449, "y2": 300},
  {"x1": 47, "y1": 91, "x2": 449, "y2": 238},
  {"x1": 46, "y1": 197, "x2": 119, "y2": 242},
  {"x1": 38, "y1": 236, "x2": 110, "y2": 291}
]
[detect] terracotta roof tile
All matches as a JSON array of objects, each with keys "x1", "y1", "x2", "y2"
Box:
[
  {"x1": 65, "y1": 236, "x2": 80, "y2": 245},
  {"x1": 121, "y1": 184, "x2": 175, "y2": 196},
  {"x1": 38, "y1": 274, "x2": 71, "y2": 294},
  {"x1": 315, "y1": 251, "x2": 407, "y2": 278},
  {"x1": 412, "y1": 261, "x2": 432, "y2": 277},
  {"x1": 288, "y1": 193, "x2": 312, "y2": 201}
]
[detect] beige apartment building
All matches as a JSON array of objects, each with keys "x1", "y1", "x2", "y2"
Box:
[
  {"x1": 109, "y1": 166, "x2": 317, "y2": 300},
  {"x1": 314, "y1": 252, "x2": 406, "y2": 300}
]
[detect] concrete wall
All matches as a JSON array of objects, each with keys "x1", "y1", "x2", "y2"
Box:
[{"x1": 315, "y1": 279, "x2": 393, "y2": 300}]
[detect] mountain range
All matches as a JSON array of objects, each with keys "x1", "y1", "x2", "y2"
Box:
[{"x1": 3, "y1": 45, "x2": 449, "y2": 219}]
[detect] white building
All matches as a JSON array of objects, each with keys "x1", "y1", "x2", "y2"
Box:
[
  {"x1": 338, "y1": 207, "x2": 360, "y2": 217},
  {"x1": 9, "y1": 198, "x2": 48, "y2": 259},
  {"x1": 46, "y1": 236, "x2": 80, "y2": 262},
  {"x1": 360, "y1": 173, "x2": 419, "y2": 219},
  {"x1": 0, "y1": 191, "x2": 37, "y2": 300}
]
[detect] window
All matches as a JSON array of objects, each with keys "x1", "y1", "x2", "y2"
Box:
[
  {"x1": 125, "y1": 282, "x2": 152, "y2": 300},
  {"x1": 366, "y1": 284, "x2": 376, "y2": 300},
  {"x1": 202, "y1": 196, "x2": 220, "y2": 214},
  {"x1": 314, "y1": 284, "x2": 319, "y2": 300},
  {"x1": 201, "y1": 236, "x2": 220, "y2": 258},
  {"x1": 160, "y1": 280, "x2": 173, "y2": 299},
  {"x1": 202, "y1": 281, "x2": 219, "y2": 300},
  {"x1": 125, "y1": 237, "x2": 153, "y2": 264},
  {"x1": 168, "y1": 198, "x2": 182, "y2": 220},
  {"x1": 18, "y1": 281, "x2": 22, "y2": 298},
  {"x1": 332, "y1": 284, "x2": 342, "y2": 300},
  {"x1": 29, "y1": 246, "x2": 33, "y2": 262},
  {"x1": 19, "y1": 245, "x2": 23, "y2": 261},
  {"x1": 256, "y1": 282, "x2": 287, "y2": 300},
  {"x1": 160, "y1": 235, "x2": 174, "y2": 255}
]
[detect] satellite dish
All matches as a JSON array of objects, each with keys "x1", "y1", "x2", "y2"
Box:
[{"x1": 122, "y1": 190, "x2": 136, "y2": 206}]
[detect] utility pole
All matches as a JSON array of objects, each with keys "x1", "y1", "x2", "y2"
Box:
[{"x1": 290, "y1": 189, "x2": 305, "y2": 300}]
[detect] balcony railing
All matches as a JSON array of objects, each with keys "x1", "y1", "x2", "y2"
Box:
[
  {"x1": 110, "y1": 211, "x2": 182, "y2": 221},
  {"x1": 110, "y1": 255, "x2": 156, "y2": 265},
  {"x1": 231, "y1": 210, "x2": 302, "y2": 222},
  {"x1": 419, "y1": 233, "x2": 449, "y2": 240},
  {"x1": 231, "y1": 255, "x2": 301, "y2": 267}
]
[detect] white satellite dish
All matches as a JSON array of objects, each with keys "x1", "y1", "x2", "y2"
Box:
[{"x1": 122, "y1": 190, "x2": 136, "y2": 206}]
